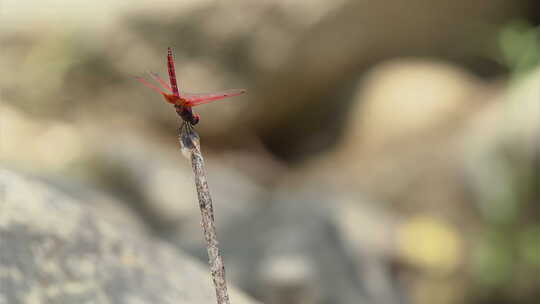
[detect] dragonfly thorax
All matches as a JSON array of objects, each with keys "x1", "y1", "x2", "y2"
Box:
[
  {"x1": 175, "y1": 105, "x2": 200, "y2": 125},
  {"x1": 162, "y1": 93, "x2": 183, "y2": 105}
]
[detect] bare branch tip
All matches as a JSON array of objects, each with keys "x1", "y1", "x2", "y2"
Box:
[{"x1": 179, "y1": 126, "x2": 201, "y2": 158}]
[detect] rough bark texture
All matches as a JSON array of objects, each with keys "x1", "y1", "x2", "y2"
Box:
[{"x1": 181, "y1": 127, "x2": 231, "y2": 304}]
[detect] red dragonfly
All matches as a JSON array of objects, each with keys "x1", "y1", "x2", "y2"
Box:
[{"x1": 137, "y1": 47, "x2": 246, "y2": 125}]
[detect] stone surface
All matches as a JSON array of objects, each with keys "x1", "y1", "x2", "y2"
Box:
[
  {"x1": 298, "y1": 59, "x2": 495, "y2": 220},
  {"x1": 344, "y1": 59, "x2": 483, "y2": 155},
  {"x1": 174, "y1": 190, "x2": 402, "y2": 304},
  {"x1": 0, "y1": 169, "x2": 257, "y2": 304}
]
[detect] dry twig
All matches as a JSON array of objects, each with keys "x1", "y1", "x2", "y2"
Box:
[{"x1": 180, "y1": 124, "x2": 230, "y2": 304}]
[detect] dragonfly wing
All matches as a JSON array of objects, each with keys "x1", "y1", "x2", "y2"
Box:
[
  {"x1": 136, "y1": 76, "x2": 167, "y2": 94},
  {"x1": 182, "y1": 89, "x2": 247, "y2": 106},
  {"x1": 149, "y1": 72, "x2": 172, "y2": 92}
]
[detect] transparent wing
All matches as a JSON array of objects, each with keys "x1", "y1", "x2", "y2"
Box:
[
  {"x1": 136, "y1": 76, "x2": 167, "y2": 94},
  {"x1": 182, "y1": 89, "x2": 247, "y2": 106},
  {"x1": 148, "y1": 72, "x2": 172, "y2": 92}
]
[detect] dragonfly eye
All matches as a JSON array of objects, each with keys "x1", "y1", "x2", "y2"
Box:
[{"x1": 192, "y1": 114, "x2": 200, "y2": 125}]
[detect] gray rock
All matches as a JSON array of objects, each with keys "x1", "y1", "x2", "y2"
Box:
[
  {"x1": 174, "y1": 190, "x2": 402, "y2": 304},
  {"x1": 0, "y1": 169, "x2": 257, "y2": 304}
]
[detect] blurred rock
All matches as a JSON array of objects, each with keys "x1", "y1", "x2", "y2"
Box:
[
  {"x1": 241, "y1": 0, "x2": 531, "y2": 157},
  {"x1": 0, "y1": 168, "x2": 257, "y2": 304},
  {"x1": 294, "y1": 61, "x2": 540, "y2": 304},
  {"x1": 334, "y1": 197, "x2": 404, "y2": 304},
  {"x1": 259, "y1": 255, "x2": 319, "y2": 304},
  {"x1": 344, "y1": 59, "x2": 483, "y2": 155},
  {"x1": 91, "y1": 132, "x2": 199, "y2": 231},
  {"x1": 304, "y1": 59, "x2": 493, "y2": 220},
  {"x1": 92, "y1": 130, "x2": 269, "y2": 237},
  {"x1": 1, "y1": 104, "x2": 89, "y2": 173},
  {"x1": 4, "y1": 0, "x2": 534, "y2": 159},
  {"x1": 3, "y1": 2, "x2": 540, "y2": 303},
  {"x1": 173, "y1": 190, "x2": 402, "y2": 304},
  {"x1": 288, "y1": 59, "x2": 503, "y2": 304},
  {"x1": 1, "y1": 98, "x2": 272, "y2": 245}
]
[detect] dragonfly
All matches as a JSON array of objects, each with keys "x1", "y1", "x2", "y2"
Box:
[{"x1": 137, "y1": 47, "x2": 246, "y2": 126}]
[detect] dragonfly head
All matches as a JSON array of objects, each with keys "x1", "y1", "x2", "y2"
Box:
[{"x1": 191, "y1": 114, "x2": 200, "y2": 125}]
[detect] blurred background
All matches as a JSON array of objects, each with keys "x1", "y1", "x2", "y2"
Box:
[{"x1": 2, "y1": 0, "x2": 540, "y2": 303}]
